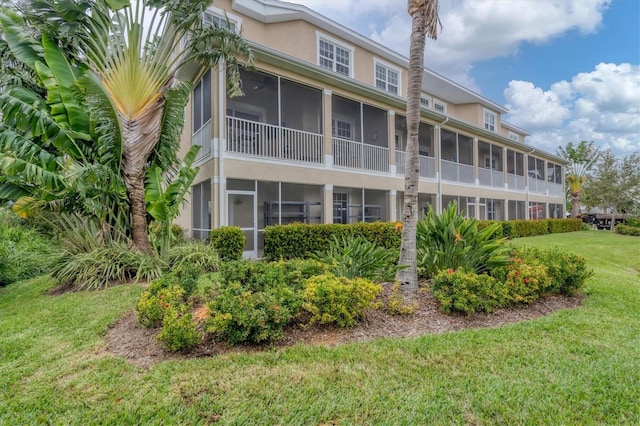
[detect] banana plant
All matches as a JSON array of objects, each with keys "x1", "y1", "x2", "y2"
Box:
[{"x1": 145, "y1": 145, "x2": 200, "y2": 256}]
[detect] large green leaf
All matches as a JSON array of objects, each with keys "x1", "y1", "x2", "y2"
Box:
[{"x1": 0, "y1": 12, "x2": 43, "y2": 69}]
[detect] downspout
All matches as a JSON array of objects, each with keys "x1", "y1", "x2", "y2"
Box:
[{"x1": 437, "y1": 115, "x2": 449, "y2": 213}]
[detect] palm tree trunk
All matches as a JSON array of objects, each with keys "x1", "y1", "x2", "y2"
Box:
[
  {"x1": 570, "y1": 190, "x2": 581, "y2": 218},
  {"x1": 397, "y1": 3, "x2": 428, "y2": 290},
  {"x1": 121, "y1": 96, "x2": 166, "y2": 253}
]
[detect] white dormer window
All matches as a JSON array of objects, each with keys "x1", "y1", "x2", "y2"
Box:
[
  {"x1": 420, "y1": 94, "x2": 431, "y2": 108},
  {"x1": 204, "y1": 11, "x2": 235, "y2": 31},
  {"x1": 433, "y1": 99, "x2": 447, "y2": 114},
  {"x1": 508, "y1": 131, "x2": 519, "y2": 142},
  {"x1": 317, "y1": 32, "x2": 353, "y2": 78},
  {"x1": 374, "y1": 59, "x2": 401, "y2": 95},
  {"x1": 484, "y1": 109, "x2": 497, "y2": 132}
]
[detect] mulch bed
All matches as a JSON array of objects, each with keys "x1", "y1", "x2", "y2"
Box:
[{"x1": 104, "y1": 285, "x2": 584, "y2": 369}]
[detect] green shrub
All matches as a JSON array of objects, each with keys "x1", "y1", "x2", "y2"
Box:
[
  {"x1": 616, "y1": 224, "x2": 640, "y2": 236},
  {"x1": 157, "y1": 305, "x2": 201, "y2": 352},
  {"x1": 431, "y1": 269, "x2": 508, "y2": 315},
  {"x1": 206, "y1": 281, "x2": 297, "y2": 344},
  {"x1": 167, "y1": 240, "x2": 219, "y2": 273},
  {"x1": 206, "y1": 261, "x2": 302, "y2": 344},
  {"x1": 302, "y1": 274, "x2": 381, "y2": 328},
  {"x1": 310, "y1": 236, "x2": 405, "y2": 282},
  {"x1": 50, "y1": 242, "x2": 165, "y2": 290},
  {"x1": 416, "y1": 203, "x2": 509, "y2": 278},
  {"x1": 209, "y1": 227, "x2": 245, "y2": 261},
  {"x1": 274, "y1": 258, "x2": 328, "y2": 291},
  {"x1": 626, "y1": 217, "x2": 640, "y2": 228},
  {"x1": 514, "y1": 246, "x2": 593, "y2": 295},
  {"x1": 0, "y1": 217, "x2": 60, "y2": 286},
  {"x1": 492, "y1": 256, "x2": 551, "y2": 304},
  {"x1": 263, "y1": 222, "x2": 401, "y2": 260},
  {"x1": 137, "y1": 285, "x2": 186, "y2": 328}
]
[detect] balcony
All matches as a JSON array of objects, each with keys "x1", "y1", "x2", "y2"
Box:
[
  {"x1": 441, "y1": 160, "x2": 475, "y2": 184},
  {"x1": 528, "y1": 177, "x2": 547, "y2": 194},
  {"x1": 479, "y1": 168, "x2": 505, "y2": 188},
  {"x1": 548, "y1": 182, "x2": 564, "y2": 197},
  {"x1": 333, "y1": 137, "x2": 389, "y2": 172},
  {"x1": 395, "y1": 151, "x2": 436, "y2": 179},
  {"x1": 508, "y1": 173, "x2": 526, "y2": 191},
  {"x1": 193, "y1": 120, "x2": 212, "y2": 160},
  {"x1": 227, "y1": 116, "x2": 323, "y2": 164}
]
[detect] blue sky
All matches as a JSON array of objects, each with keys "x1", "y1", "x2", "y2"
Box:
[{"x1": 283, "y1": 0, "x2": 640, "y2": 155}]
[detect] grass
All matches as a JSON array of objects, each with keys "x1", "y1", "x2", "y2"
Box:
[{"x1": 1, "y1": 230, "x2": 639, "y2": 424}]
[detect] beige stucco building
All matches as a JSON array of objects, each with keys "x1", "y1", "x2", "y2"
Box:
[{"x1": 176, "y1": 0, "x2": 567, "y2": 258}]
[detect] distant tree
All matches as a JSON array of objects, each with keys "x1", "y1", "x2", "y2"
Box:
[
  {"x1": 397, "y1": 0, "x2": 441, "y2": 291},
  {"x1": 557, "y1": 141, "x2": 600, "y2": 218},
  {"x1": 583, "y1": 150, "x2": 640, "y2": 230}
]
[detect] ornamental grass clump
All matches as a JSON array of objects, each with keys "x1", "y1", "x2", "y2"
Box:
[
  {"x1": 310, "y1": 235, "x2": 405, "y2": 282},
  {"x1": 416, "y1": 203, "x2": 509, "y2": 279}
]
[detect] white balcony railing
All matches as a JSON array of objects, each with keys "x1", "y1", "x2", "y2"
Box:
[
  {"x1": 548, "y1": 182, "x2": 565, "y2": 197},
  {"x1": 193, "y1": 120, "x2": 212, "y2": 160},
  {"x1": 395, "y1": 151, "x2": 436, "y2": 179},
  {"x1": 508, "y1": 173, "x2": 526, "y2": 191},
  {"x1": 528, "y1": 177, "x2": 547, "y2": 194},
  {"x1": 478, "y1": 168, "x2": 505, "y2": 187},
  {"x1": 333, "y1": 137, "x2": 389, "y2": 172},
  {"x1": 441, "y1": 160, "x2": 475, "y2": 184},
  {"x1": 226, "y1": 116, "x2": 323, "y2": 164}
]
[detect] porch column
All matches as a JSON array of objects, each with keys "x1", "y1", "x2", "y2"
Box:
[
  {"x1": 503, "y1": 147, "x2": 509, "y2": 189},
  {"x1": 503, "y1": 198, "x2": 509, "y2": 221},
  {"x1": 475, "y1": 196, "x2": 480, "y2": 219},
  {"x1": 323, "y1": 184, "x2": 334, "y2": 224},
  {"x1": 389, "y1": 190, "x2": 397, "y2": 222},
  {"x1": 212, "y1": 177, "x2": 220, "y2": 229},
  {"x1": 388, "y1": 110, "x2": 396, "y2": 174},
  {"x1": 473, "y1": 137, "x2": 479, "y2": 185},
  {"x1": 323, "y1": 89, "x2": 333, "y2": 167},
  {"x1": 434, "y1": 125, "x2": 442, "y2": 214}
]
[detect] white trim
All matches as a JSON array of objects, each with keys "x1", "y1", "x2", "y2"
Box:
[
  {"x1": 433, "y1": 98, "x2": 447, "y2": 114},
  {"x1": 373, "y1": 57, "x2": 402, "y2": 96},
  {"x1": 316, "y1": 31, "x2": 354, "y2": 78},
  {"x1": 420, "y1": 93, "x2": 431, "y2": 109},
  {"x1": 483, "y1": 108, "x2": 497, "y2": 133},
  {"x1": 205, "y1": 5, "x2": 243, "y2": 32},
  {"x1": 508, "y1": 131, "x2": 519, "y2": 142}
]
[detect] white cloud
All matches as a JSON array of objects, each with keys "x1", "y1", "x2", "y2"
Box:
[{"x1": 505, "y1": 63, "x2": 640, "y2": 154}]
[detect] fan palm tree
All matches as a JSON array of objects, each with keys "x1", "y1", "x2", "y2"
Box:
[
  {"x1": 1, "y1": 0, "x2": 251, "y2": 253},
  {"x1": 557, "y1": 141, "x2": 600, "y2": 218},
  {"x1": 397, "y1": 0, "x2": 441, "y2": 290}
]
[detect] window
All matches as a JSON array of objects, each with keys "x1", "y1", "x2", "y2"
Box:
[
  {"x1": 420, "y1": 94, "x2": 431, "y2": 108},
  {"x1": 484, "y1": 109, "x2": 497, "y2": 132},
  {"x1": 203, "y1": 10, "x2": 237, "y2": 32},
  {"x1": 374, "y1": 60, "x2": 400, "y2": 95},
  {"x1": 485, "y1": 157, "x2": 497, "y2": 169},
  {"x1": 318, "y1": 35, "x2": 352, "y2": 77},
  {"x1": 508, "y1": 131, "x2": 519, "y2": 142},
  {"x1": 433, "y1": 99, "x2": 447, "y2": 113},
  {"x1": 192, "y1": 70, "x2": 211, "y2": 133},
  {"x1": 332, "y1": 119, "x2": 352, "y2": 139}
]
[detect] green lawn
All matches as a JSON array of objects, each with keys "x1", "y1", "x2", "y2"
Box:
[{"x1": 1, "y1": 231, "x2": 639, "y2": 425}]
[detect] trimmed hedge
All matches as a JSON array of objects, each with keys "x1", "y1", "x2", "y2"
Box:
[
  {"x1": 263, "y1": 222, "x2": 401, "y2": 260},
  {"x1": 615, "y1": 224, "x2": 640, "y2": 236},
  {"x1": 477, "y1": 218, "x2": 582, "y2": 238},
  {"x1": 265, "y1": 218, "x2": 583, "y2": 260},
  {"x1": 209, "y1": 226, "x2": 245, "y2": 261}
]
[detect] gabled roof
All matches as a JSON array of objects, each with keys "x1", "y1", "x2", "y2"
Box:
[{"x1": 232, "y1": 0, "x2": 508, "y2": 113}]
